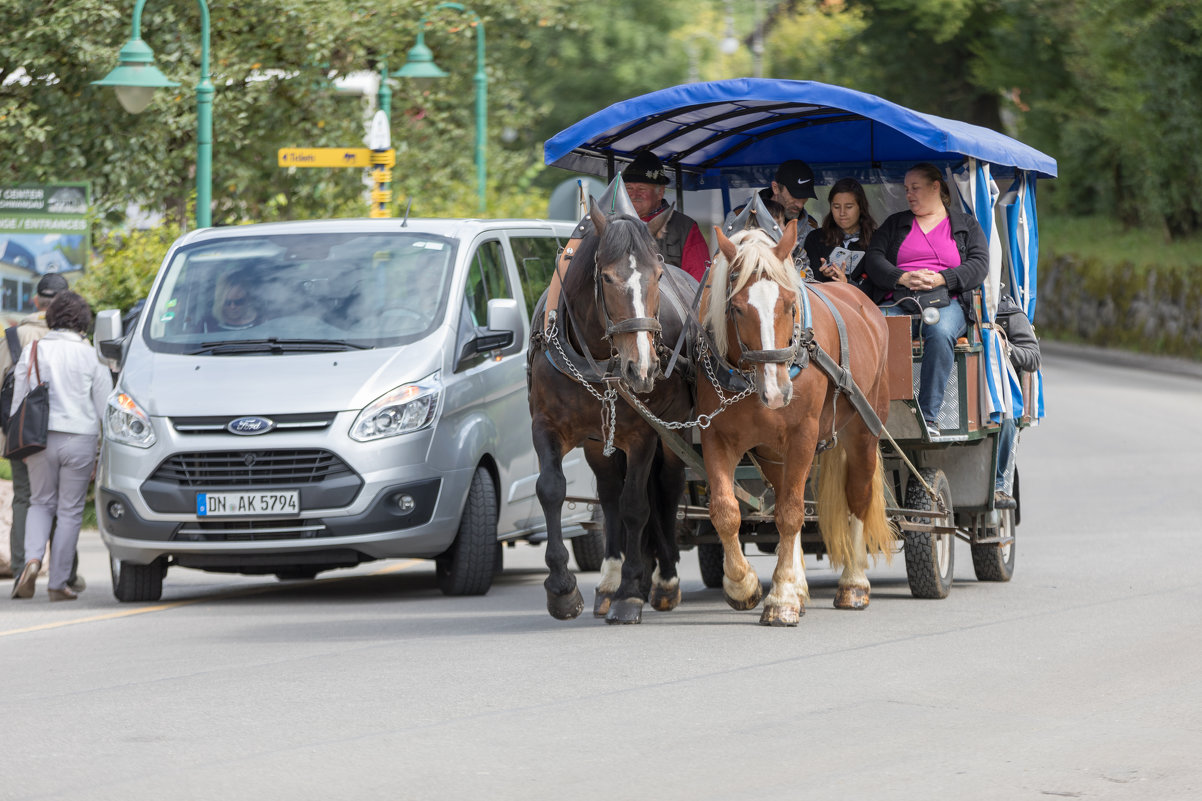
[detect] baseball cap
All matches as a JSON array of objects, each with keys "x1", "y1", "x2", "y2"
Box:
[
  {"x1": 622, "y1": 151, "x2": 670, "y2": 185},
  {"x1": 36, "y1": 273, "x2": 69, "y2": 298},
  {"x1": 774, "y1": 159, "x2": 817, "y2": 199}
]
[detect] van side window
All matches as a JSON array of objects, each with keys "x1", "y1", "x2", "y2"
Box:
[
  {"x1": 464, "y1": 240, "x2": 513, "y2": 326},
  {"x1": 510, "y1": 236, "x2": 562, "y2": 316}
]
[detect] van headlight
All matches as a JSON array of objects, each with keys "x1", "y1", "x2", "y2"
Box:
[
  {"x1": 350, "y1": 373, "x2": 441, "y2": 442},
  {"x1": 105, "y1": 391, "x2": 157, "y2": 448}
]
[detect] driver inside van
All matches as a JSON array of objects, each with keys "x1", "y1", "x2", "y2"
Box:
[{"x1": 203, "y1": 269, "x2": 260, "y2": 331}]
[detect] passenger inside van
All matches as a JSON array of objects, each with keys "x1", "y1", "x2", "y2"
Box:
[{"x1": 201, "y1": 268, "x2": 261, "y2": 332}]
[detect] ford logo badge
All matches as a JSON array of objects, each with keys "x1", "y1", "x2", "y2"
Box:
[{"x1": 227, "y1": 416, "x2": 275, "y2": 436}]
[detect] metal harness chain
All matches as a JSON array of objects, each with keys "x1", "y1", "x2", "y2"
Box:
[
  {"x1": 544, "y1": 321, "x2": 755, "y2": 454},
  {"x1": 546, "y1": 320, "x2": 621, "y2": 456}
]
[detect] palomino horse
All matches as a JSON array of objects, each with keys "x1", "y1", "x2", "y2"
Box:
[
  {"x1": 698, "y1": 222, "x2": 894, "y2": 625},
  {"x1": 529, "y1": 199, "x2": 695, "y2": 624}
]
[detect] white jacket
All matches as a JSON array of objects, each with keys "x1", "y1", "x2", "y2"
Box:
[{"x1": 8, "y1": 330, "x2": 112, "y2": 437}]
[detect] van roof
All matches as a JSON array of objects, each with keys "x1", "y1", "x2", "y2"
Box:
[{"x1": 175, "y1": 218, "x2": 577, "y2": 247}]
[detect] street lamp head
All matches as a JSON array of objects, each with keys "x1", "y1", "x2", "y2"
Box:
[
  {"x1": 393, "y1": 33, "x2": 450, "y2": 87},
  {"x1": 92, "y1": 37, "x2": 179, "y2": 114}
]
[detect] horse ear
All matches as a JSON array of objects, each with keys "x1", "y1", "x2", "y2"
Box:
[
  {"x1": 714, "y1": 226, "x2": 737, "y2": 264},
  {"x1": 646, "y1": 203, "x2": 671, "y2": 239},
  {"x1": 772, "y1": 219, "x2": 798, "y2": 263},
  {"x1": 589, "y1": 196, "x2": 608, "y2": 237}
]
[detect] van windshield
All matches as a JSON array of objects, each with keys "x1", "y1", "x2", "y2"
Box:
[{"x1": 141, "y1": 232, "x2": 457, "y2": 353}]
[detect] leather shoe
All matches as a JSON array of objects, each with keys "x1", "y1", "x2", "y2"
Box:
[
  {"x1": 48, "y1": 587, "x2": 78, "y2": 602},
  {"x1": 13, "y1": 559, "x2": 40, "y2": 599},
  {"x1": 993, "y1": 490, "x2": 1017, "y2": 510},
  {"x1": 67, "y1": 574, "x2": 87, "y2": 593}
]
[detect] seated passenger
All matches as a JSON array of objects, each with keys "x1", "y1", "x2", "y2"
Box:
[
  {"x1": 863, "y1": 163, "x2": 988, "y2": 436},
  {"x1": 202, "y1": 268, "x2": 261, "y2": 332},
  {"x1": 803, "y1": 178, "x2": 881, "y2": 299}
]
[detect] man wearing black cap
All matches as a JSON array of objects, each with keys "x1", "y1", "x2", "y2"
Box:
[
  {"x1": 728, "y1": 159, "x2": 821, "y2": 275},
  {"x1": 622, "y1": 151, "x2": 709, "y2": 281},
  {"x1": 0, "y1": 273, "x2": 83, "y2": 591}
]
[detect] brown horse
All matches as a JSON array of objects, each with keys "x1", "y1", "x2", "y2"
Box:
[
  {"x1": 529, "y1": 199, "x2": 695, "y2": 624},
  {"x1": 697, "y1": 222, "x2": 894, "y2": 625}
]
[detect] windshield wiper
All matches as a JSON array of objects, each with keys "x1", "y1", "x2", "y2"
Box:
[{"x1": 186, "y1": 338, "x2": 371, "y2": 355}]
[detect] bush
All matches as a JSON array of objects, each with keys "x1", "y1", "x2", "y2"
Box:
[{"x1": 74, "y1": 223, "x2": 182, "y2": 315}]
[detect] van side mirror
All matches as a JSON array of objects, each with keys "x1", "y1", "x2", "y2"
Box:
[
  {"x1": 485, "y1": 298, "x2": 523, "y2": 357},
  {"x1": 95, "y1": 309, "x2": 124, "y2": 368}
]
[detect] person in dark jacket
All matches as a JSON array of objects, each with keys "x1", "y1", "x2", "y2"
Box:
[
  {"x1": 993, "y1": 293, "x2": 1041, "y2": 509},
  {"x1": 803, "y1": 177, "x2": 880, "y2": 298},
  {"x1": 622, "y1": 151, "x2": 709, "y2": 281},
  {"x1": 864, "y1": 163, "x2": 989, "y2": 434}
]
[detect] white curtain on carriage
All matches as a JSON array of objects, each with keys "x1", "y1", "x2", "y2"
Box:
[
  {"x1": 1001, "y1": 171, "x2": 1045, "y2": 421},
  {"x1": 948, "y1": 160, "x2": 1011, "y2": 425}
]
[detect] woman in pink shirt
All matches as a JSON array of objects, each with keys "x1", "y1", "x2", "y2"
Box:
[{"x1": 863, "y1": 163, "x2": 989, "y2": 435}]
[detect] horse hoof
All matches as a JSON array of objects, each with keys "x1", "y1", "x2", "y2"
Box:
[
  {"x1": 722, "y1": 573, "x2": 763, "y2": 611},
  {"x1": 649, "y1": 581, "x2": 681, "y2": 612},
  {"x1": 605, "y1": 597, "x2": 644, "y2": 625},
  {"x1": 834, "y1": 586, "x2": 870, "y2": 610},
  {"x1": 547, "y1": 586, "x2": 584, "y2": 620},
  {"x1": 593, "y1": 590, "x2": 614, "y2": 617},
  {"x1": 759, "y1": 604, "x2": 803, "y2": 626}
]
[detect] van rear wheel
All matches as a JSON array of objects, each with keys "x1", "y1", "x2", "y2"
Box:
[
  {"x1": 111, "y1": 555, "x2": 165, "y2": 603},
  {"x1": 436, "y1": 467, "x2": 499, "y2": 596}
]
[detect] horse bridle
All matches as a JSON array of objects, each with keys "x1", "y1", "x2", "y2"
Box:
[
  {"x1": 727, "y1": 270, "x2": 804, "y2": 367},
  {"x1": 593, "y1": 251, "x2": 663, "y2": 345}
]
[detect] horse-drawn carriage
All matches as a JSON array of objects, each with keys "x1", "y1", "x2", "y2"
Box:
[{"x1": 533, "y1": 79, "x2": 1054, "y2": 623}]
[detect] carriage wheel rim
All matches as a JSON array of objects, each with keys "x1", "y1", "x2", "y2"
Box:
[
  {"x1": 936, "y1": 531, "x2": 951, "y2": 575},
  {"x1": 1000, "y1": 510, "x2": 1014, "y2": 561}
]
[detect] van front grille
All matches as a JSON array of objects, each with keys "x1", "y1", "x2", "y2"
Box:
[
  {"x1": 173, "y1": 519, "x2": 330, "y2": 542},
  {"x1": 150, "y1": 450, "x2": 353, "y2": 487}
]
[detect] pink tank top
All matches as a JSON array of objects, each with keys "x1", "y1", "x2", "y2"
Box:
[{"x1": 896, "y1": 216, "x2": 960, "y2": 272}]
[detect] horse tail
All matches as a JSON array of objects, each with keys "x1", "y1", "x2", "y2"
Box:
[
  {"x1": 817, "y1": 441, "x2": 896, "y2": 568},
  {"x1": 860, "y1": 445, "x2": 897, "y2": 564}
]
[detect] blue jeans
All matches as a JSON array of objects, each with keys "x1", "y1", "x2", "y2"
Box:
[
  {"x1": 883, "y1": 300, "x2": 966, "y2": 423},
  {"x1": 996, "y1": 417, "x2": 1017, "y2": 492}
]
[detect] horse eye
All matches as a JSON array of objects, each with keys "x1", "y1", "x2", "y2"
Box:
[{"x1": 601, "y1": 273, "x2": 615, "y2": 284}]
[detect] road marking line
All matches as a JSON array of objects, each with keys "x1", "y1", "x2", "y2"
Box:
[{"x1": 0, "y1": 558, "x2": 425, "y2": 638}]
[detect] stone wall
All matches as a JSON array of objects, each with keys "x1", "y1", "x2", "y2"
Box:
[{"x1": 1036, "y1": 252, "x2": 1202, "y2": 361}]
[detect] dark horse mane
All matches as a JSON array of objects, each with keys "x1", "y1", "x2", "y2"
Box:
[{"x1": 560, "y1": 214, "x2": 659, "y2": 300}]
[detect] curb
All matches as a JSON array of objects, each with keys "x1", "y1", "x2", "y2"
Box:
[{"x1": 1043, "y1": 340, "x2": 1202, "y2": 381}]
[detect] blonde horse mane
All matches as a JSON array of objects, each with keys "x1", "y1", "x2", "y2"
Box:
[{"x1": 704, "y1": 228, "x2": 799, "y2": 357}]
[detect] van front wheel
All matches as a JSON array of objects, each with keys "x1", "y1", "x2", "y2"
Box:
[
  {"x1": 436, "y1": 467, "x2": 499, "y2": 596},
  {"x1": 111, "y1": 555, "x2": 165, "y2": 603}
]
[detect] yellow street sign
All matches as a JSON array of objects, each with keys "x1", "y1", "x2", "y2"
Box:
[{"x1": 278, "y1": 148, "x2": 376, "y2": 168}]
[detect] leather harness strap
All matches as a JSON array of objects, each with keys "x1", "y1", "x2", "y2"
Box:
[
  {"x1": 804, "y1": 283, "x2": 884, "y2": 437},
  {"x1": 544, "y1": 236, "x2": 582, "y2": 334}
]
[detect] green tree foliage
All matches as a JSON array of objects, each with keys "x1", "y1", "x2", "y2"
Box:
[
  {"x1": 0, "y1": 0, "x2": 574, "y2": 227},
  {"x1": 74, "y1": 222, "x2": 181, "y2": 314}
]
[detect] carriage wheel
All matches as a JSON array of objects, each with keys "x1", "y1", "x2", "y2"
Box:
[
  {"x1": 902, "y1": 468, "x2": 955, "y2": 599},
  {"x1": 972, "y1": 507, "x2": 1016, "y2": 582},
  {"x1": 697, "y1": 535, "x2": 725, "y2": 589}
]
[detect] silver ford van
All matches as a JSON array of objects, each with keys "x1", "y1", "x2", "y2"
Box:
[{"x1": 94, "y1": 219, "x2": 597, "y2": 602}]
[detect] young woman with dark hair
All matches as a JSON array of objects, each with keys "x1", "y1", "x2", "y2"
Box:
[{"x1": 803, "y1": 178, "x2": 880, "y2": 297}]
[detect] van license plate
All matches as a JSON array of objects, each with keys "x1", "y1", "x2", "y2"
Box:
[{"x1": 197, "y1": 491, "x2": 300, "y2": 517}]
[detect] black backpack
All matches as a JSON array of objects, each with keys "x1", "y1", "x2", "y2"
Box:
[{"x1": 1, "y1": 325, "x2": 22, "y2": 430}]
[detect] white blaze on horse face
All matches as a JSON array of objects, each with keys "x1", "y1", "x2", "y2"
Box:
[
  {"x1": 747, "y1": 278, "x2": 785, "y2": 407},
  {"x1": 624, "y1": 255, "x2": 654, "y2": 378}
]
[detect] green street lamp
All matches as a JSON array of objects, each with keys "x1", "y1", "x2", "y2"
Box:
[
  {"x1": 93, "y1": 0, "x2": 214, "y2": 229},
  {"x1": 395, "y1": 3, "x2": 487, "y2": 215}
]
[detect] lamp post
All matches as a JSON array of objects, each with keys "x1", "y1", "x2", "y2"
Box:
[
  {"x1": 395, "y1": 3, "x2": 487, "y2": 215},
  {"x1": 94, "y1": 0, "x2": 214, "y2": 229}
]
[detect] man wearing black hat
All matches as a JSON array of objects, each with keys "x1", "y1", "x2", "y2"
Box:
[
  {"x1": 728, "y1": 159, "x2": 821, "y2": 276},
  {"x1": 622, "y1": 151, "x2": 709, "y2": 281},
  {"x1": 0, "y1": 273, "x2": 83, "y2": 591}
]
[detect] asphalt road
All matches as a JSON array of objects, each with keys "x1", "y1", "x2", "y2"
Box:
[{"x1": 2, "y1": 352, "x2": 1200, "y2": 801}]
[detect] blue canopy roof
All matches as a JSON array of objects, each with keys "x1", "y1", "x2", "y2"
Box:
[{"x1": 545, "y1": 79, "x2": 1057, "y2": 189}]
